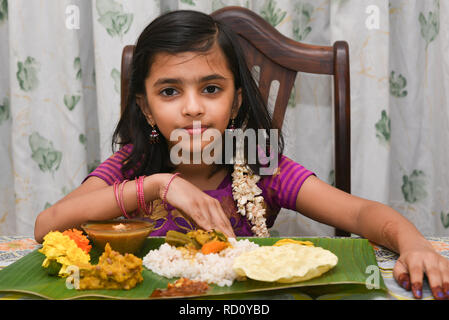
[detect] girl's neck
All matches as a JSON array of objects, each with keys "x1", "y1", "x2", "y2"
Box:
[
  {"x1": 174, "y1": 162, "x2": 219, "y2": 179},
  {"x1": 173, "y1": 163, "x2": 227, "y2": 190}
]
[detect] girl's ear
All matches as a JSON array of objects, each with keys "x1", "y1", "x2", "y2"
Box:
[
  {"x1": 136, "y1": 93, "x2": 155, "y2": 125},
  {"x1": 232, "y1": 88, "x2": 243, "y2": 119}
]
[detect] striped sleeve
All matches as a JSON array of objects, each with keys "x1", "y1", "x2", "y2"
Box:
[
  {"x1": 259, "y1": 154, "x2": 315, "y2": 211},
  {"x1": 82, "y1": 144, "x2": 133, "y2": 186}
]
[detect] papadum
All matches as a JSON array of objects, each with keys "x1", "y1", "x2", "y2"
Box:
[{"x1": 232, "y1": 243, "x2": 338, "y2": 283}]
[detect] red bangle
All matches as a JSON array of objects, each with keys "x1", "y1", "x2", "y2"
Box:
[
  {"x1": 136, "y1": 176, "x2": 143, "y2": 215},
  {"x1": 162, "y1": 173, "x2": 180, "y2": 210},
  {"x1": 114, "y1": 180, "x2": 130, "y2": 218},
  {"x1": 120, "y1": 179, "x2": 130, "y2": 218}
]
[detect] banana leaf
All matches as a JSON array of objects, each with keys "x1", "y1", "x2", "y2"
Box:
[{"x1": 0, "y1": 237, "x2": 387, "y2": 299}]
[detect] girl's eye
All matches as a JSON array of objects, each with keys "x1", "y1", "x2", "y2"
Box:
[
  {"x1": 160, "y1": 88, "x2": 178, "y2": 97},
  {"x1": 203, "y1": 85, "x2": 220, "y2": 94}
]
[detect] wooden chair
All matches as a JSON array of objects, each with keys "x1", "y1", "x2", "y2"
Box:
[{"x1": 120, "y1": 6, "x2": 351, "y2": 237}]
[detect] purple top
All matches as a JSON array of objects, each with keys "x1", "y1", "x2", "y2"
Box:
[{"x1": 83, "y1": 144, "x2": 315, "y2": 236}]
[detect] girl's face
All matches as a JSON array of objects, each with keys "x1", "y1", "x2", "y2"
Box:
[{"x1": 138, "y1": 44, "x2": 242, "y2": 157}]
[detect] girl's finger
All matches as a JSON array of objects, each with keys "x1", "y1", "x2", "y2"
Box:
[
  {"x1": 408, "y1": 260, "x2": 424, "y2": 299},
  {"x1": 211, "y1": 200, "x2": 235, "y2": 238},
  {"x1": 444, "y1": 283, "x2": 449, "y2": 300},
  {"x1": 439, "y1": 259, "x2": 449, "y2": 299},
  {"x1": 393, "y1": 259, "x2": 410, "y2": 290},
  {"x1": 179, "y1": 208, "x2": 201, "y2": 229},
  {"x1": 194, "y1": 199, "x2": 233, "y2": 237},
  {"x1": 217, "y1": 219, "x2": 235, "y2": 238},
  {"x1": 423, "y1": 258, "x2": 444, "y2": 300},
  {"x1": 187, "y1": 202, "x2": 214, "y2": 231}
]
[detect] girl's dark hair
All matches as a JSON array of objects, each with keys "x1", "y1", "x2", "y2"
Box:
[{"x1": 112, "y1": 10, "x2": 284, "y2": 178}]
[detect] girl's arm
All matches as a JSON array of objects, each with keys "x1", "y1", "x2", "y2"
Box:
[
  {"x1": 34, "y1": 174, "x2": 162, "y2": 243},
  {"x1": 294, "y1": 176, "x2": 425, "y2": 251},
  {"x1": 295, "y1": 175, "x2": 449, "y2": 300}
]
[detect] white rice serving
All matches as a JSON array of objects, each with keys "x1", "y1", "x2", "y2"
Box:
[{"x1": 143, "y1": 238, "x2": 260, "y2": 287}]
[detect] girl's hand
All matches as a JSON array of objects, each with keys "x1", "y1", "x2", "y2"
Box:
[
  {"x1": 157, "y1": 173, "x2": 236, "y2": 238},
  {"x1": 393, "y1": 241, "x2": 449, "y2": 300}
]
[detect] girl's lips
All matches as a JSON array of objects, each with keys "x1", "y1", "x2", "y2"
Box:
[{"x1": 184, "y1": 127, "x2": 208, "y2": 135}]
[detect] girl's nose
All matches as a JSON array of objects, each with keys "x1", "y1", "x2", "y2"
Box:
[{"x1": 182, "y1": 92, "x2": 204, "y2": 117}]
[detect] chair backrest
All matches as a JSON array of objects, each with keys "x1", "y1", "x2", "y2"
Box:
[{"x1": 120, "y1": 6, "x2": 351, "y2": 237}]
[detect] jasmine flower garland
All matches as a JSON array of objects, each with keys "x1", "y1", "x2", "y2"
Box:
[{"x1": 231, "y1": 162, "x2": 269, "y2": 237}]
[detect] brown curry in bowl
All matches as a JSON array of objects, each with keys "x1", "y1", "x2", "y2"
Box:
[{"x1": 81, "y1": 219, "x2": 154, "y2": 255}]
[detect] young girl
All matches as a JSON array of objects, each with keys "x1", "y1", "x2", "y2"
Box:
[{"x1": 34, "y1": 10, "x2": 448, "y2": 300}]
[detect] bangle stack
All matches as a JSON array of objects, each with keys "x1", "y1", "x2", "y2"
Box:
[{"x1": 113, "y1": 176, "x2": 154, "y2": 219}]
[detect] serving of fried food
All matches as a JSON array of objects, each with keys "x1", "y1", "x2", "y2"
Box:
[
  {"x1": 233, "y1": 242, "x2": 338, "y2": 283},
  {"x1": 150, "y1": 277, "x2": 210, "y2": 298},
  {"x1": 78, "y1": 243, "x2": 143, "y2": 290},
  {"x1": 273, "y1": 238, "x2": 315, "y2": 247}
]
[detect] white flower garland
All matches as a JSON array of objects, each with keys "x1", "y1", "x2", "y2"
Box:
[{"x1": 231, "y1": 162, "x2": 270, "y2": 237}]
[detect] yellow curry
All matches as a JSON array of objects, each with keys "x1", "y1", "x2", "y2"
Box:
[{"x1": 79, "y1": 243, "x2": 143, "y2": 290}]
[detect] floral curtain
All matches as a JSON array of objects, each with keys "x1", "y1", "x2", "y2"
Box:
[{"x1": 0, "y1": 0, "x2": 448, "y2": 237}]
